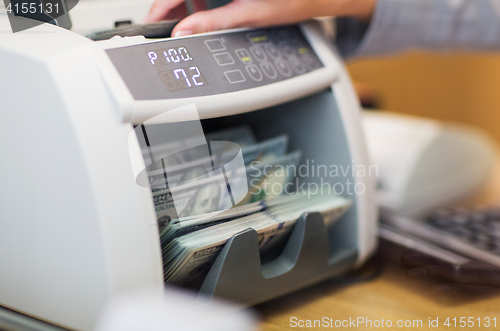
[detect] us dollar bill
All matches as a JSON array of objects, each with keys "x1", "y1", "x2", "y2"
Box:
[
  {"x1": 153, "y1": 150, "x2": 301, "y2": 232},
  {"x1": 159, "y1": 192, "x2": 308, "y2": 245},
  {"x1": 162, "y1": 193, "x2": 352, "y2": 284},
  {"x1": 148, "y1": 135, "x2": 289, "y2": 191},
  {"x1": 143, "y1": 125, "x2": 257, "y2": 172}
]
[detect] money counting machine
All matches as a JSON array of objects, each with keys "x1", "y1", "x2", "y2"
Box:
[{"x1": 0, "y1": 13, "x2": 377, "y2": 331}]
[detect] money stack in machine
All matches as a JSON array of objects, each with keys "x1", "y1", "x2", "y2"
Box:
[{"x1": 141, "y1": 126, "x2": 353, "y2": 285}]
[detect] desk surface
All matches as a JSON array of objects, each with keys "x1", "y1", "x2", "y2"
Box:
[{"x1": 257, "y1": 165, "x2": 500, "y2": 330}]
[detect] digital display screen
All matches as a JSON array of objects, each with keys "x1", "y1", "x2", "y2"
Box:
[
  {"x1": 145, "y1": 46, "x2": 208, "y2": 91},
  {"x1": 105, "y1": 26, "x2": 324, "y2": 100},
  {"x1": 146, "y1": 46, "x2": 193, "y2": 66},
  {"x1": 159, "y1": 66, "x2": 208, "y2": 92}
]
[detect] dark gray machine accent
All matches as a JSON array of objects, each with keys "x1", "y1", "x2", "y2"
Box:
[
  {"x1": 197, "y1": 90, "x2": 360, "y2": 304},
  {"x1": 199, "y1": 213, "x2": 358, "y2": 305},
  {"x1": 0, "y1": 305, "x2": 69, "y2": 331},
  {"x1": 106, "y1": 25, "x2": 324, "y2": 100}
]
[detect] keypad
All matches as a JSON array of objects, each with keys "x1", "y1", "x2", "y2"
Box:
[
  {"x1": 208, "y1": 27, "x2": 322, "y2": 87},
  {"x1": 426, "y1": 207, "x2": 500, "y2": 253}
]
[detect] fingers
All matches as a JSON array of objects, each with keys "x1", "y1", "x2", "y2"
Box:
[
  {"x1": 144, "y1": 0, "x2": 187, "y2": 23},
  {"x1": 190, "y1": 0, "x2": 206, "y2": 13},
  {"x1": 163, "y1": 2, "x2": 189, "y2": 20},
  {"x1": 146, "y1": 0, "x2": 377, "y2": 34},
  {"x1": 172, "y1": 1, "x2": 264, "y2": 36}
]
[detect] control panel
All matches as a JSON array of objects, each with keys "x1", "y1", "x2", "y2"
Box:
[{"x1": 106, "y1": 25, "x2": 324, "y2": 100}]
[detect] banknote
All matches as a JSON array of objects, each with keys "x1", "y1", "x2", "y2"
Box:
[
  {"x1": 153, "y1": 151, "x2": 301, "y2": 232},
  {"x1": 147, "y1": 135, "x2": 289, "y2": 191},
  {"x1": 162, "y1": 192, "x2": 353, "y2": 284},
  {"x1": 159, "y1": 192, "x2": 308, "y2": 245},
  {"x1": 143, "y1": 125, "x2": 257, "y2": 172},
  {"x1": 205, "y1": 125, "x2": 256, "y2": 146},
  {"x1": 161, "y1": 193, "x2": 347, "y2": 274}
]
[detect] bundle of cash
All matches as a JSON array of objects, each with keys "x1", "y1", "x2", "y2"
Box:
[
  {"x1": 162, "y1": 192, "x2": 352, "y2": 284},
  {"x1": 159, "y1": 192, "x2": 309, "y2": 245},
  {"x1": 153, "y1": 150, "x2": 302, "y2": 230},
  {"x1": 137, "y1": 125, "x2": 354, "y2": 285}
]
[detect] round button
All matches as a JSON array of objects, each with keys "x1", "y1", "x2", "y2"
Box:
[
  {"x1": 264, "y1": 44, "x2": 282, "y2": 60},
  {"x1": 235, "y1": 48, "x2": 253, "y2": 64},
  {"x1": 274, "y1": 60, "x2": 292, "y2": 77},
  {"x1": 246, "y1": 65, "x2": 263, "y2": 81},
  {"x1": 288, "y1": 57, "x2": 306, "y2": 74},
  {"x1": 302, "y1": 55, "x2": 317, "y2": 70},
  {"x1": 250, "y1": 46, "x2": 267, "y2": 62},
  {"x1": 279, "y1": 42, "x2": 295, "y2": 57},
  {"x1": 260, "y1": 62, "x2": 278, "y2": 79}
]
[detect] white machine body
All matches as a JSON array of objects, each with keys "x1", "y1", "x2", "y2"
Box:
[
  {"x1": 363, "y1": 112, "x2": 497, "y2": 216},
  {"x1": 0, "y1": 14, "x2": 377, "y2": 331}
]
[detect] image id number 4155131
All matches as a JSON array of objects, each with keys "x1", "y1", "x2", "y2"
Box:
[
  {"x1": 5, "y1": 1, "x2": 62, "y2": 16},
  {"x1": 443, "y1": 317, "x2": 496, "y2": 328}
]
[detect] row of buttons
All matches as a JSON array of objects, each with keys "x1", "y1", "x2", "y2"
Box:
[
  {"x1": 214, "y1": 49, "x2": 316, "y2": 70},
  {"x1": 225, "y1": 56, "x2": 314, "y2": 84},
  {"x1": 211, "y1": 43, "x2": 309, "y2": 66},
  {"x1": 204, "y1": 36, "x2": 318, "y2": 85},
  {"x1": 246, "y1": 29, "x2": 300, "y2": 45}
]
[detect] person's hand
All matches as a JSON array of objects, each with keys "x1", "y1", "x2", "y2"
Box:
[{"x1": 143, "y1": 0, "x2": 377, "y2": 37}]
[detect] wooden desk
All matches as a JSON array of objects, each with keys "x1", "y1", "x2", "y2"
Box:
[{"x1": 257, "y1": 166, "x2": 500, "y2": 330}]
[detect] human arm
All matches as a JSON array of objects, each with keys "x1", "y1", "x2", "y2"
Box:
[
  {"x1": 143, "y1": 0, "x2": 376, "y2": 37},
  {"x1": 339, "y1": 0, "x2": 500, "y2": 57}
]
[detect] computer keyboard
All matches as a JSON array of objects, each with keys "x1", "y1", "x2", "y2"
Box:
[
  {"x1": 426, "y1": 208, "x2": 500, "y2": 252},
  {"x1": 381, "y1": 207, "x2": 500, "y2": 267}
]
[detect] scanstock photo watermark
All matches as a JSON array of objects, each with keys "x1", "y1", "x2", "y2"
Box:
[
  {"x1": 290, "y1": 316, "x2": 498, "y2": 328},
  {"x1": 248, "y1": 159, "x2": 378, "y2": 198}
]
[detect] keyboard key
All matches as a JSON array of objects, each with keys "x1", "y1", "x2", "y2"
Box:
[
  {"x1": 224, "y1": 70, "x2": 246, "y2": 83},
  {"x1": 274, "y1": 59, "x2": 292, "y2": 77},
  {"x1": 250, "y1": 46, "x2": 267, "y2": 62},
  {"x1": 264, "y1": 44, "x2": 282, "y2": 60},
  {"x1": 245, "y1": 65, "x2": 263, "y2": 81},
  {"x1": 247, "y1": 32, "x2": 271, "y2": 44},
  {"x1": 260, "y1": 62, "x2": 278, "y2": 79},
  {"x1": 288, "y1": 57, "x2": 306, "y2": 74},
  {"x1": 235, "y1": 48, "x2": 253, "y2": 64},
  {"x1": 472, "y1": 233, "x2": 491, "y2": 249},
  {"x1": 451, "y1": 215, "x2": 469, "y2": 226},
  {"x1": 450, "y1": 226, "x2": 474, "y2": 240},
  {"x1": 279, "y1": 42, "x2": 295, "y2": 57},
  {"x1": 470, "y1": 212, "x2": 488, "y2": 223},
  {"x1": 204, "y1": 39, "x2": 226, "y2": 52},
  {"x1": 214, "y1": 52, "x2": 235, "y2": 66}
]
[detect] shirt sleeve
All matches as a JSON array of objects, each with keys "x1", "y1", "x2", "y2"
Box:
[{"x1": 336, "y1": 0, "x2": 500, "y2": 58}]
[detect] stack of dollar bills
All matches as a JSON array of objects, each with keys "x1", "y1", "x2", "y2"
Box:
[{"x1": 141, "y1": 125, "x2": 353, "y2": 284}]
